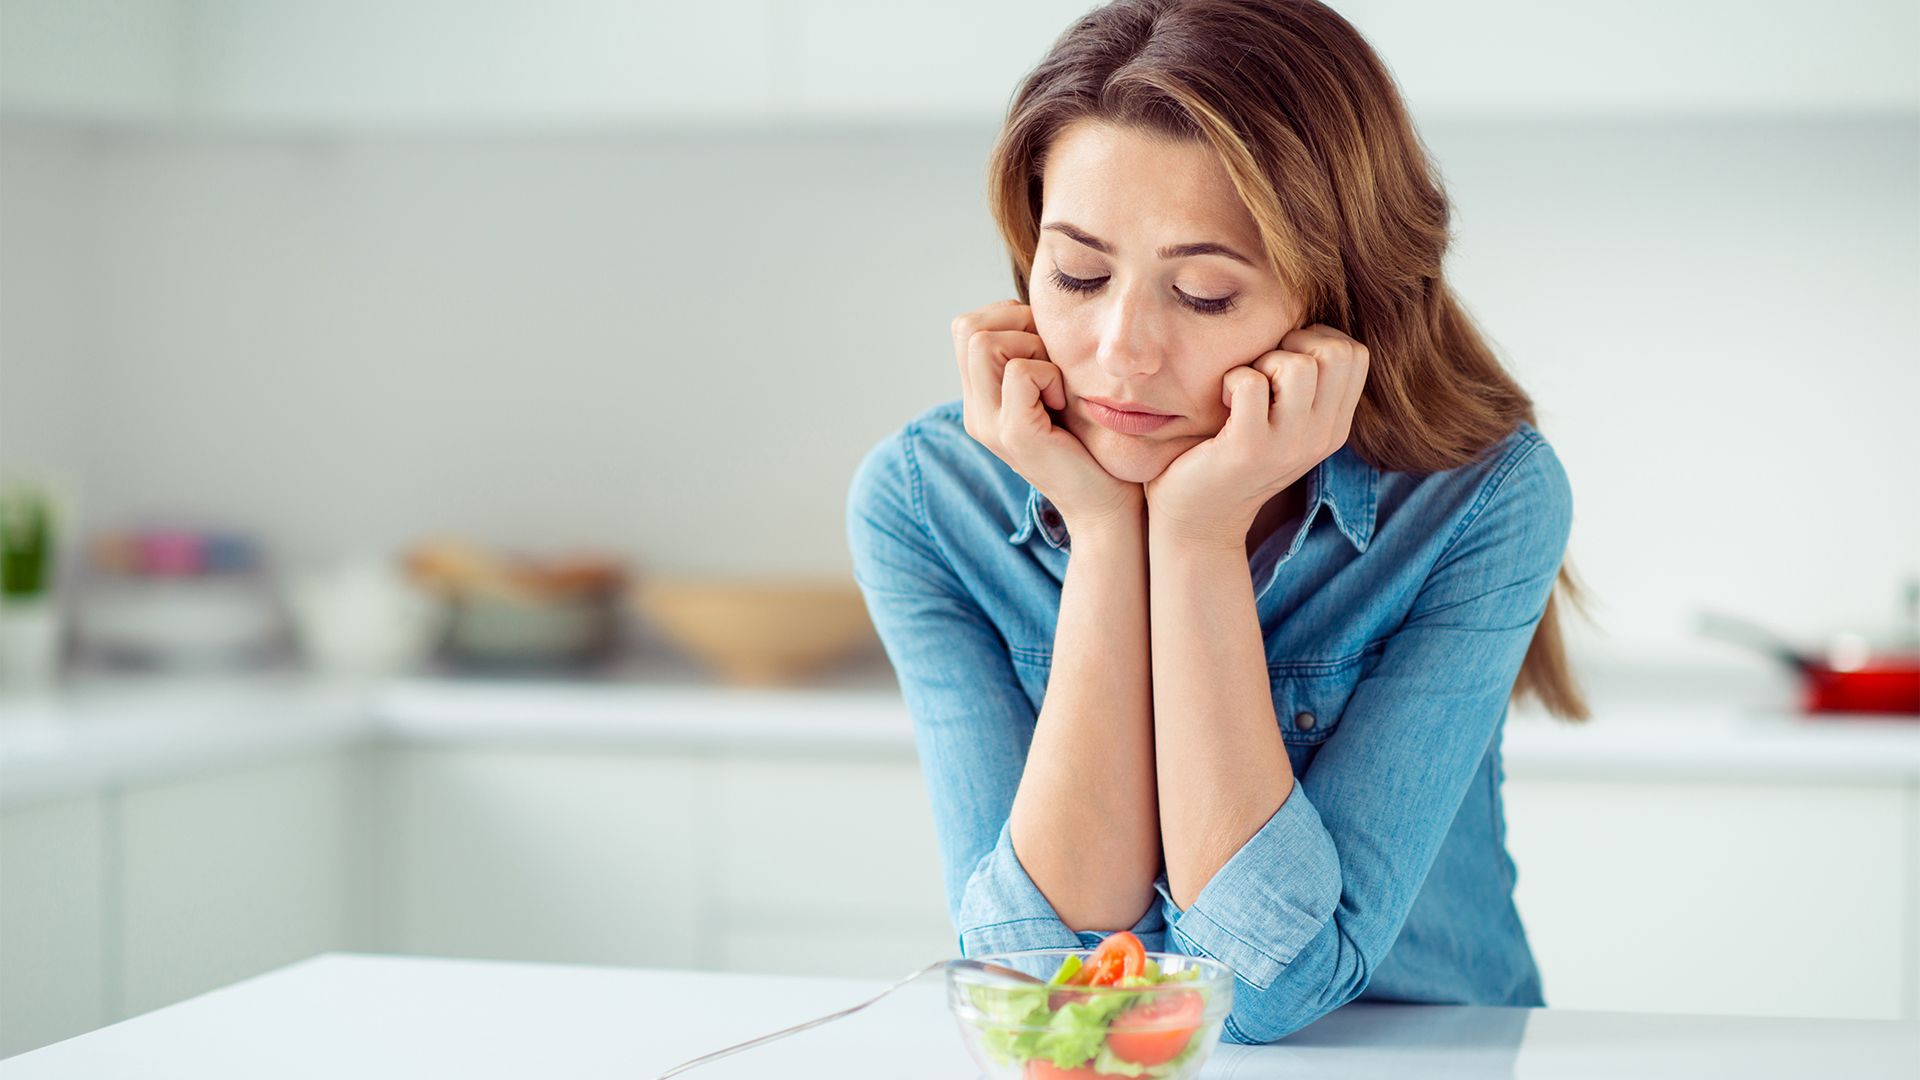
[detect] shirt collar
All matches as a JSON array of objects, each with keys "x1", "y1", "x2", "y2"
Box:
[
  {"x1": 1307, "y1": 443, "x2": 1378, "y2": 554},
  {"x1": 1007, "y1": 444, "x2": 1378, "y2": 556}
]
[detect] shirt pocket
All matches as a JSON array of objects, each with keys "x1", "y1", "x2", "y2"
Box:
[{"x1": 1269, "y1": 650, "x2": 1373, "y2": 750}]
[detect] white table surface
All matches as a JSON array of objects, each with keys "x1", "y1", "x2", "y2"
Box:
[{"x1": 3, "y1": 953, "x2": 1915, "y2": 1079}]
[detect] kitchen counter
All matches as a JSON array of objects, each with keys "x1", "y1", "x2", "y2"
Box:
[
  {"x1": 3, "y1": 952, "x2": 1914, "y2": 1079},
  {"x1": 5, "y1": 670, "x2": 1918, "y2": 1055},
  {"x1": 4, "y1": 670, "x2": 1918, "y2": 807}
]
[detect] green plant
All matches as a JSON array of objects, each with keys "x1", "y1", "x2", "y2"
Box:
[{"x1": 0, "y1": 485, "x2": 52, "y2": 599}]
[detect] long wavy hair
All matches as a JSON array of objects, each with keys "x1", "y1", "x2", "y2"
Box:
[{"x1": 989, "y1": 0, "x2": 1586, "y2": 718}]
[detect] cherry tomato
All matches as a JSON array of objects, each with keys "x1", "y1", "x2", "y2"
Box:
[
  {"x1": 1105, "y1": 988, "x2": 1206, "y2": 1066},
  {"x1": 1084, "y1": 931, "x2": 1146, "y2": 987},
  {"x1": 1026, "y1": 1060, "x2": 1105, "y2": 1080}
]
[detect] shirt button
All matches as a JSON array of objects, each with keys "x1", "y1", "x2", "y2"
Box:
[
  {"x1": 1041, "y1": 510, "x2": 1062, "y2": 530},
  {"x1": 1294, "y1": 711, "x2": 1317, "y2": 731}
]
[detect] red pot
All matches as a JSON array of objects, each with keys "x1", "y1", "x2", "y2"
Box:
[{"x1": 1800, "y1": 660, "x2": 1920, "y2": 715}]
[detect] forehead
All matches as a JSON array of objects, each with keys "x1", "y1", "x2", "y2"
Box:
[{"x1": 1039, "y1": 122, "x2": 1261, "y2": 252}]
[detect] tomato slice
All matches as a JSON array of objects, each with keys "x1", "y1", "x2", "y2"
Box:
[
  {"x1": 1084, "y1": 931, "x2": 1146, "y2": 987},
  {"x1": 1105, "y1": 988, "x2": 1206, "y2": 1066}
]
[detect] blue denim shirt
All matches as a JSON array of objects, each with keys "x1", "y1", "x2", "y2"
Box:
[{"x1": 846, "y1": 400, "x2": 1568, "y2": 1042}]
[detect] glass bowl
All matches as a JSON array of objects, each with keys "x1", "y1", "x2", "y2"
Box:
[{"x1": 947, "y1": 950, "x2": 1234, "y2": 1079}]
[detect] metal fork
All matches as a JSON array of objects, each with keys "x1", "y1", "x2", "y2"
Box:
[{"x1": 652, "y1": 958, "x2": 1037, "y2": 1078}]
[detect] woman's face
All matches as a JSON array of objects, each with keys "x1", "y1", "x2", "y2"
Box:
[{"x1": 1030, "y1": 122, "x2": 1304, "y2": 484}]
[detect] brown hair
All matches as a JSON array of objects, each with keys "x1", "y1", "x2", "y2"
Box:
[{"x1": 989, "y1": 0, "x2": 1586, "y2": 718}]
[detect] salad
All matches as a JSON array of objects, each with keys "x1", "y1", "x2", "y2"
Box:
[{"x1": 963, "y1": 933, "x2": 1218, "y2": 1079}]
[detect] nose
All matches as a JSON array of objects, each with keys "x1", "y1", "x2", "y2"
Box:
[{"x1": 1093, "y1": 283, "x2": 1163, "y2": 379}]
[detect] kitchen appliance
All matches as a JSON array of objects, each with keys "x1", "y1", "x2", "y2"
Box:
[{"x1": 1699, "y1": 610, "x2": 1920, "y2": 716}]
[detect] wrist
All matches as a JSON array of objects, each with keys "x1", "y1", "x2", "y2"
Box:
[
  {"x1": 1061, "y1": 486, "x2": 1146, "y2": 544},
  {"x1": 1148, "y1": 511, "x2": 1257, "y2": 557}
]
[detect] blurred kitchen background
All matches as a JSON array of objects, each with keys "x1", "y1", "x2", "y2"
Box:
[{"x1": 2, "y1": 0, "x2": 1916, "y2": 1060}]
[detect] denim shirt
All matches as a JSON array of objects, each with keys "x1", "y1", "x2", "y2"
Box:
[{"x1": 846, "y1": 400, "x2": 1570, "y2": 1043}]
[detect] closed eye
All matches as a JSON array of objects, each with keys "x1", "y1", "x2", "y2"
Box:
[
  {"x1": 1048, "y1": 266, "x2": 1238, "y2": 315},
  {"x1": 1049, "y1": 267, "x2": 1107, "y2": 294},
  {"x1": 1175, "y1": 287, "x2": 1236, "y2": 315}
]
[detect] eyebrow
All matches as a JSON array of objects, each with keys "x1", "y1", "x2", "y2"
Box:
[{"x1": 1041, "y1": 221, "x2": 1256, "y2": 268}]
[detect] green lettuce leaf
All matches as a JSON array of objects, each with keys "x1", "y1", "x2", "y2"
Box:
[
  {"x1": 974, "y1": 956, "x2": 1211, "y2": 1072},
  {"x1": 1028, "y1": 993, "x2": 1138, "y2": 1067}
]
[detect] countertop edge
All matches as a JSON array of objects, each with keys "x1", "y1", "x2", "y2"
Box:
[{"x1": 5, "y1": 680, "x2": 1920, "y2": 807}]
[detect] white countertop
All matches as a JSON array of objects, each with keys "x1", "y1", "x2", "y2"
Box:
[
  {"x1": 3, "y1": 669, "x2": 1918, "y2": 808},
  {"x1": 2, "y1": 953, "x2": 1914, "y2": 1079}
]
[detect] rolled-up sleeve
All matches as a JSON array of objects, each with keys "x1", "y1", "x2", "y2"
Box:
[
  {"x1": 1163, "y1": 784, "x2": 1341, "y2": 987},
  {"x1": 960, "y1": 819, "x2": 1168, "y2": 954},
  {"x1": 1161, "y1": 435, "x2": 1572, "y2": 1043},
  {"x1": 850, "y1": 420, "x2": 1164, "y2": 956}
]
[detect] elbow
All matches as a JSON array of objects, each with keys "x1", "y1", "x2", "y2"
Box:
[{"x1": 1203, "y1": 917, "x2": 1375, "y2": 1045}]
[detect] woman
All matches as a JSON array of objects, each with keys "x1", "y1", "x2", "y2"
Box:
[{"x1": 848, "y1": 0, "x2": 1583, "y2": 1043}]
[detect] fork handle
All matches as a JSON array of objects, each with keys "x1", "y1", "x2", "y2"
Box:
[{"x1": 652, "y1": 960, "x2": 949, "y2": 1078}]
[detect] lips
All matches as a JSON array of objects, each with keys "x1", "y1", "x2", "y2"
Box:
[{"x1": 1082, "y1": 397, "x2": 1177, "y2": 435}]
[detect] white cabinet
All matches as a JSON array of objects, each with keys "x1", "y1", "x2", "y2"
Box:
[
  {"x1": 0, "y1": 795, "x2": 108, "y2": 1057},
  {"x1": 387, "y1": 747, "x2": 716, "y2": 969},
  {"x1": 714, "y1": 755, "x2": 953, "y2": 976},
  {"x1": 1504, "y1": 776, "x2": 1913, "y2": 1020},
  {"x1": 0, "y1": 751, "x2": 363, "y2": 1057},
  {"x1": 384, "y1": 746, "x2": 953, "y2": 979},
  {"x1": 117, "y1": 753, "x2": 366, "y2": 1017}
]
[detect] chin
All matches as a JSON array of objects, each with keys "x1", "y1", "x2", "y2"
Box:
[
  {"x1": 1097, "y1": 455, "x2": 1173, "y2": 484},
  {"x1": 1082, "y1": 432, "x2": 1183, "y2": 484}
]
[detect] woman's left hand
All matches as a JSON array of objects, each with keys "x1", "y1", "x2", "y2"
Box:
[{"x1": 1145, "y1": 324, "x2": 1369, "y2": 549}]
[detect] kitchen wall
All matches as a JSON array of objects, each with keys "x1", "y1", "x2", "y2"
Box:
[
  {"x1": 0, "y1": 120, "x2": 995, "y2": 576},
  {"x1": 4, "y1": 0, "x2": 1914, "y2": 125},
  {"x1": 2, "y1": 0, "x2": 1916, "y2": 666}
]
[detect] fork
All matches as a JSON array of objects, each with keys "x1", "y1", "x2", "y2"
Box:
[{"x1": 652, "y1": 958, "x2": 1038, "y2": 1078}]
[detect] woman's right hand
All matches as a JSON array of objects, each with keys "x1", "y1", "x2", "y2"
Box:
[{"x1": 953, "y1": 300, "x2": 1142, "y2": 533}]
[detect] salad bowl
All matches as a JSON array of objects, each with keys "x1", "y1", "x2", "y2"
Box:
[{"x1": 947, "y1": 946, "x2": 1234, "y2": 1080}]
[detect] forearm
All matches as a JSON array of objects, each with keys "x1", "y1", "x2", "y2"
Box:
[
  {"x1": 1149, "y1": 527, "x2": 1295, "y2": 910},
  {"x1": 1009, "y1": 501, "x2": 1158, "y2": 931}
]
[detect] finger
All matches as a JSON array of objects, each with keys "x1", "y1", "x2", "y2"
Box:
[
  {"x1": 1278, "y1": 322, "x2": 1351, "y2": 357},
  {"x1": 1279, "y1": 325, "x2": 1366, "y2": 416},
  {"x1": 1269, "y1": 350, "x2": 1319, "y2": 427},
  {"x1": 1002, "y1": 358, "x2": 1065, "y2": 440},
  {"x1": 1039, "y1": 366, "x2": 1067, "y2": 412},
  {"x1": 952, "y1": 301, "x2": 1036, "y2": 353},
  {"x1": 1220, "y1": 366, "x2": 1272, "y2": 430},
  {"x1": 1326, "y1": 343, "x2": 1369, "y2": 423},
  {"x1": 1310, "y1": 345, "x2": 1367, "y2": 420},
  {"x1": 1007, "y1": 357, "x2": 1068, "y2": 414},
  {"x1": 1250, "y1": 347, "x2": 1294, "y2": 387},
  {"x1": 963, "y1": 329, "x2": 1049, "y2": 414}
]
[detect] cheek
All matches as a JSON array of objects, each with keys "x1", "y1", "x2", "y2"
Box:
[
  {"x1": 1187, "y1": 331, "x2": 1265, "y2": 387},
  {"x1": 1029, "y1": 295, "x2": 1094, "y2": 369}
]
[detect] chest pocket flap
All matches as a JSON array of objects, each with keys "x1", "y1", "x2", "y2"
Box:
[{"x1": 1269, "y1": 655, "x2": 1369, "y2": 748}]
